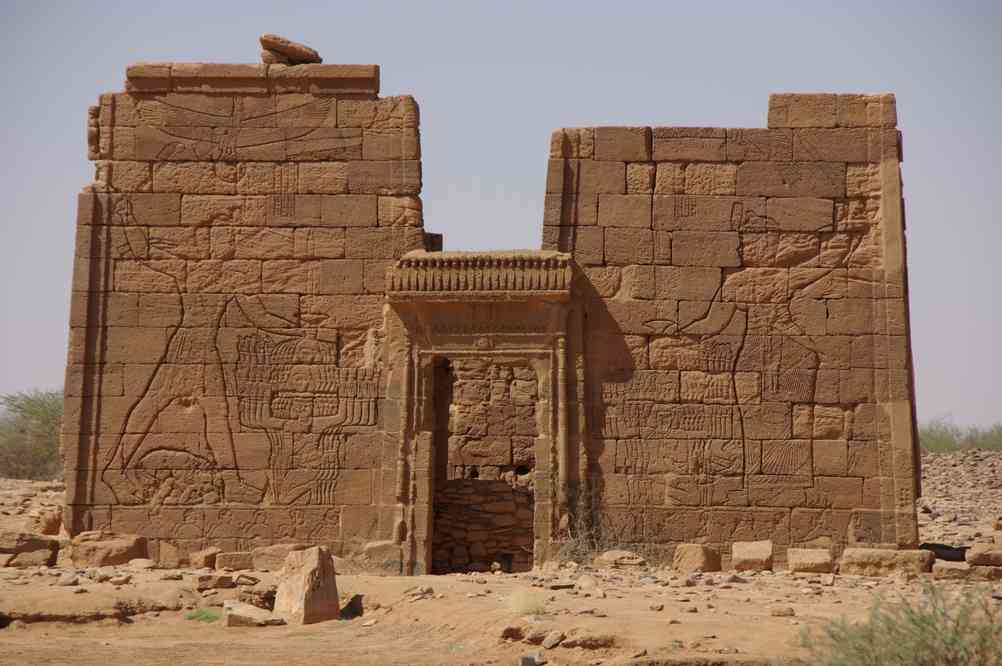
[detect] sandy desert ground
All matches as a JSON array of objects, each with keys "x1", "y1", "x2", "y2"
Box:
[{"x1": 1, "y1": 449, "x2": 1000, "y2": 666}]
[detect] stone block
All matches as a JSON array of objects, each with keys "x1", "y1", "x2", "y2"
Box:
[
  {"x1": 768, "y1": 94, "x2": 837, "y2": 128},
  {"x1": 838, "y1": 548, "x2": 933, "y2": 576},
  {"x1": 793, "y1": 128, "x2": 872, "y2": 162},
  {"x1": 550, "y1": 128, "x2": 594, "y2": 158},
  {"x1": 654, "y1": 163, "x2": 685, "y2": 194},
  {"x1": 362, "y1": 128, "x2": 420, "y2": 160},
  {"x1": 725, "y1": 129, "x2": 793, "y2": 161},
  {"x1": 70, "y1": 530, "x2": 147, "y2": 567},
  {"x1": 671, "y1": 231, "x2": 740, "y2": 267},
  {"x1": 966, "y1": 544, "x2": 1002, "y2": 567},
  {"x1": 932, "y1": 560, "x2": 971, "y2": 580},
  {"x1": 347, "y1": 160, "x2": 421, "y2": 195},
  {"x1": 171, "y1": 64, "x2": 269, "y2": 94},
  {"x1": 125, "y1": 62, "x2": 171, "y2": 92},
  {"x1": 0, "y1": 531, "x2": 60, "y2": 567},
  {"x1": 787, "y1": 548, "x2": 833, "y2": 573},
  {"x1": 654, "y1": 195, "x2": 764, "y2": 232},
  {"x1": 580, "y1": 160, "x2": 626, "y2": 194},
  {"x1": 190, "y1": 546, "x2": 222, "y2": 569},
  {"x1": 652, "y1": 127, "x2": 726, "y2": 161},
  {"x1": 216, "y1": 551, "x2": 254, "y2": 570},
  {"x1": 337, "y1": 96, "x2": 418, "y2": 129},
  {"x1": 672, "y1": 543, "x2": 721, "y2": 573},
  {"x1": 345, "y1": 227, "x2": 424, "y2": 259},
  {"x1": 274, "y1": 545, "x2": 340, "y2": 624},
  {"x1": 377, "y1": 196, "x2": 423, "y2": 227},
  {"x1": 298, "y1": 162, "x2": 348, "y2": 194},
  {"x1": 223, "y1": 600, "x2": 286, "y2": 627},
  {"x1": 655, "y1": 266, "x2": 721, "y2": 301},
  {"x1": 594, "y1": 127, "x2": 651, "y2": 161},
  {"x1": 626, "y1": 163, "x2": 655, "y2": 193},
  {"x1": 196, "y1": 573, "x2": 236, "y2": 591},
  {"x1": 836, "y1": 94, "x2": 897, "y2": 128},
  {"x1": 766, "y1": 197, "x2": 834, "y2": 232},
  {"x1": 604, "y1": 228, "x2": 652, "y2": 265},
  {"x1": 736, "y1": 162, "x2": 845, "y2": 197},
  {"x1": 731, "y1": 540, "x2": 773, "y2": 571},
  {"x1": 597, "y1": 194, "x2": 651, "y2": 228},
  {"x1": 685, "y1": 164, "x2": 737, "y2": 195},
  {"x1": 321, "y1": 195, "x2": 378, "y2": 227}
]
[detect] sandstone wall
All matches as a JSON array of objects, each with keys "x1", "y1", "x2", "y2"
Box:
[
  {"x1": 64, "y1": 67, "x2": 920, "y2": 570},
  {"x1": 64, "y1": 63, "x2": 428, "y2": 563},
  {"x1": 542, "y1": 93, "x2": 919, "y2": 558}
]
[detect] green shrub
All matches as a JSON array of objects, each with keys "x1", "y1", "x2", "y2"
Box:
[
  {"x1": 185, "y1": 608, "x2": 220, "y2": 623},
  {"x1": 920, "y1": 418, "x2": 1002, "y2": 452},
  {"x1": 0, "y1": 390, "x2": 63, "y2": 480},
  {"x1": 797, "y1": 583, "x2": 1002, "y2": 666}
]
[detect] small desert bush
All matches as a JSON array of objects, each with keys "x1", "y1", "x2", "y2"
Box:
[
  {"x1": 920, "y1": 418, "x2": 1002, "y2": 453},
  {"x1": 508, "y1": 589, "x2": 546, "y2": 617},
  {"x1": 797, "y1": 583, "x2": 1002, "y2": 666},
  {"x1": 185, "y1": 608, "x2": 220, "y2": 623},
  {"x1": 0, "y1": 390, "x2": 63, "y2": 480}
]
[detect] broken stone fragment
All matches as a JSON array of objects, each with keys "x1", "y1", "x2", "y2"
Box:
[
  {"x1": 672, "y1": 544, "x2": 721, "y2": 573},
  {"x1": 223, "y1": 600, "x2": 286, "y2": 627},
  {"x1": 190, "y1": 546, "x2": 221, "y2": 569},
  {"x1": 838, "y1": 548, "x2": 934, "y2": 576},
  {"x1": 787, "y1": 548, "x2": 834, "y2": 574},
  {"x1": 560, "y1": 628, "x2": 615, "y2": 649},
  {"x1": 965, "y1": 544, "x2": 1002, "y2": 567},
  {"x1": 259, "y1": 34, "x2": 322, "y2": 65},
  {"x1": 731, "y1": 540, "x2": 773, "y2": 572},
  {"x1": 69, "y1": 531, "x2": 146, "y2": 567},
  {"x1": 260, "y1": 49, "x2": 290, "y2": 65},
  {"x1": 34, "y1": 509, "x2": 62, "y2": 535},
  {"x1": 196, "y1": 574, "x2": 235, "y2": 591},
  {"x1": 0, "y1": 531, "x2": 59, "y2": 567},
  {"x1": 594, "y1": 549, "x2": 646, "y2": 568},
  {"x1": 239, "y1": 582, "x2": 277, "y2": 610},
  {"x1": 273, "y1": 545, "x2": 339, "y2": 624},
  {"x1": 216, "y1": 551, "x2": 253, "y2": 570},
  {"x1": 250, "y1": 543, "x2": 308, "y2": 571}
]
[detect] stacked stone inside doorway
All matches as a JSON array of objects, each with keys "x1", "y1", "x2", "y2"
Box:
[{"x1": 63, "y1": 51, "x2": 919, "y2": 573}]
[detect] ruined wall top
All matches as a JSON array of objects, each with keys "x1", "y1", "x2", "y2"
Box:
[{"x1": 125, "y1": 62, "x2": 381, "y2": 96}]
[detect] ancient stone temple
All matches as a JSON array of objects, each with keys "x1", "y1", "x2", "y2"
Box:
[{"x1": 63, "y1": 47, "x2": 919, "y2": 573}]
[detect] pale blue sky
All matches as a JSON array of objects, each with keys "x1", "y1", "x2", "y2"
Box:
[{"x1": 1, "y1": 1, "x2": 999, "y2": 426}]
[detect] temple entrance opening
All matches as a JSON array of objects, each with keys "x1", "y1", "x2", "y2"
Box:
[{"x1": 430, "y1": 357, "x2": 536, "y2": 573}]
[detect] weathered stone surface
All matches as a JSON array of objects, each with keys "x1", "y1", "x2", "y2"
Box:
[
  {"x1": 223, "y1": 600, "x2": 287, "y2": 627},
  {"x1": 190, "y1": 547, "x2": 221, "y2": 569},
  {"x1": 197, "y1": 573, "x2": 236, "y2": 591},
  {"x1": 251, "y1": 544, "x2": 309, "y2": 571},
  {"x1": 787, "y1": 548, "x2": 834, "y2": 573},
  {"x1": 34, "y1": 510, "x2": 62, "y2": 536},
  {"x1": 259, "y1": 34, "x2": 322, "y2": 65},
  {"x1": 965, "y1": 544, "x2": 1002, "y2": 567},
  {"x1": 70, "y1": 531, "x2": 146, "y2": 567},
  {"x1": 731, "y1": 540, "x2": 773, "y2": 571},
  {"x1": 216, "y1": 551, "x2": 254, "y2": 570},
  {"x1": 0, "y1": 531, "x2": 60, "y2": 567},
  {"x1": 594, "y1": 550, "x2": 646, "y2": 568},
  {"x1": 932, "y1": 560, "x2": 971, "y2": 580},
  {"x1": 838, "y1": 548, "x2": 933, "y2": 576},
  {"x1": 673, "y1": 544, "x2": 721, "y2": 573},
  {"x1": 274, "y1": 546, "x2": 340, "y2": 624}
]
